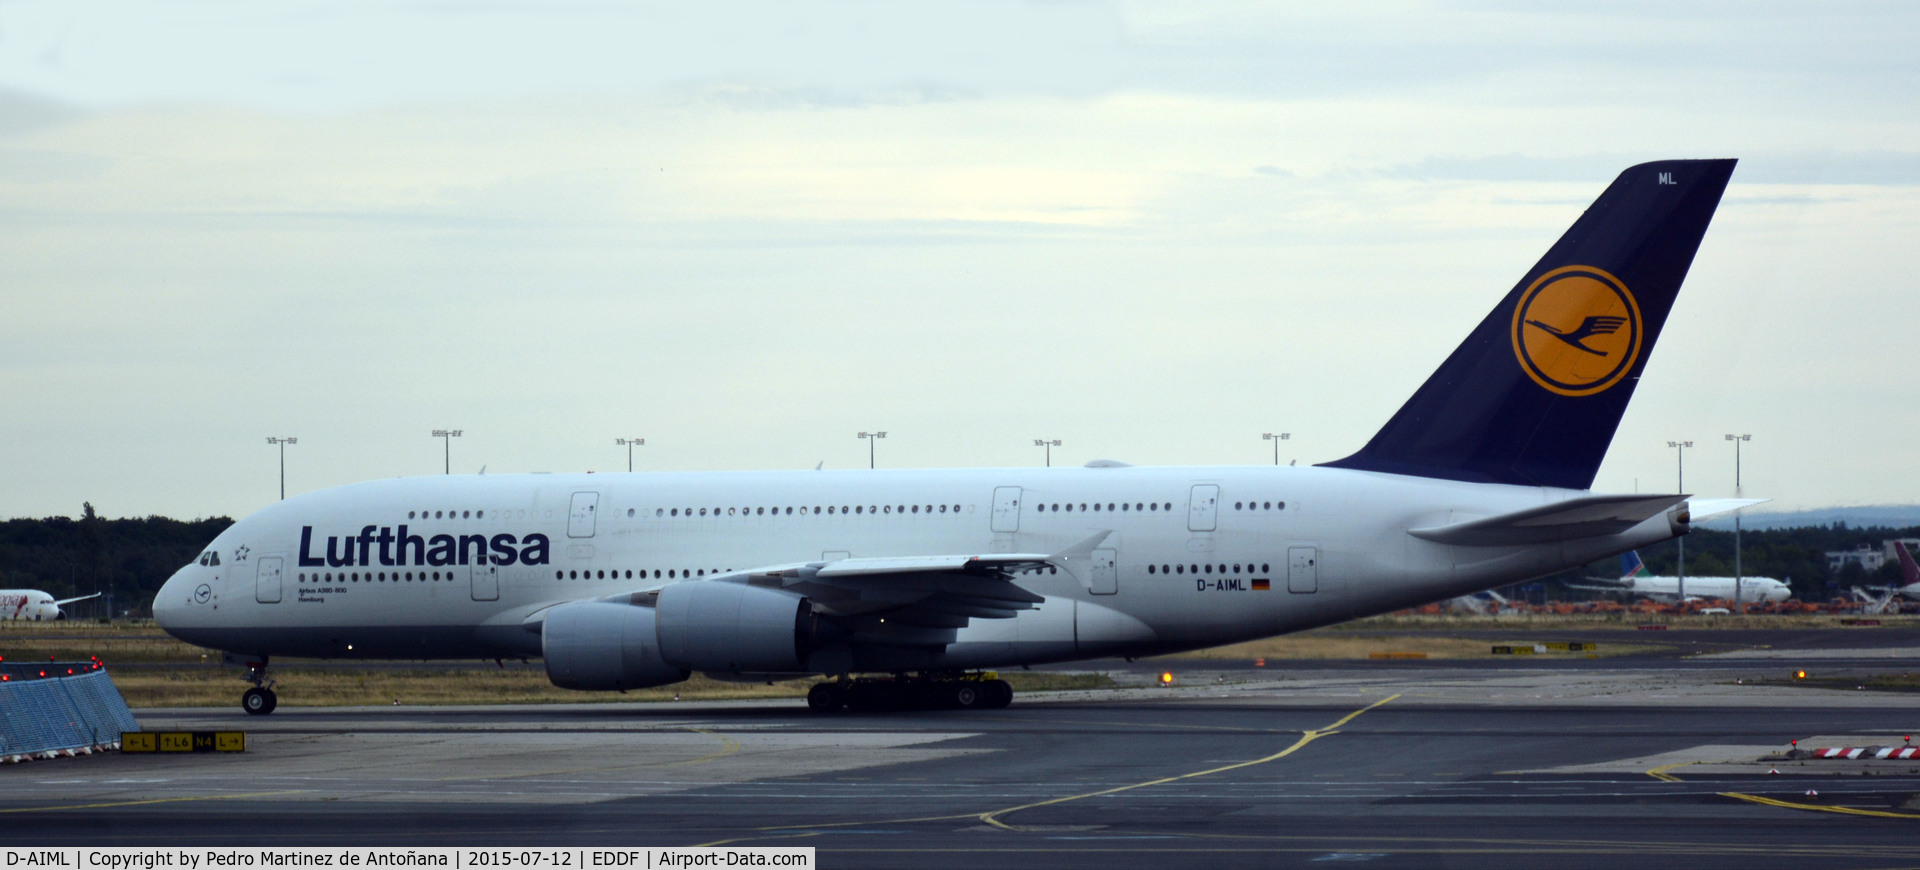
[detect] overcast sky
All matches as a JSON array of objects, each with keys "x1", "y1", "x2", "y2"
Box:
[{"x1": 1, "y1": 1, "x2": 1916, "y2": 520}]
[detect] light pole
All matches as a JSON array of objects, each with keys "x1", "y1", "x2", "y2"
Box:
[
  {"x1": 433, "y1": 429, "x2": 463, "y2": 474},
  {"x1": 1727, "y1": 433, "x2": 1752, "y2": 613},
  {"x1": 1263, "y1": 432, "x2": 1290, "y2": 466},
  {"x1": 857, "y1": 431, "x2": 886, "y2": 469},
  {"x1": 1034, "y1": 439, "x2": 1061, "y2": 467},
  {"x1": 616, "y1": 437, "x2": 645, "y2": 472},
  {"x1": 266, "y1": 436, "x2": 297, "y2": 500},
  {"x1": 1667, "y1": 440, "x2": 1692, "y2": 603}
]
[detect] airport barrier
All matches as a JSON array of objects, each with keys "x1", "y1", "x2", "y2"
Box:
[
  {"x1": 1811, "y1": 745, "x2": 1920, "y2": 759},
  {"x1": 0, "y1": 666, "x2": 141, "y2": 762}
]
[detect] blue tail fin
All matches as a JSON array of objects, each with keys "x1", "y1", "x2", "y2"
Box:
[
  {"x1": 1321, "y1": 159, "x2": 1736, "y2": 490},
  {"x1": 1621, "y1": 551, "x2": 1645, "y2": 580}
]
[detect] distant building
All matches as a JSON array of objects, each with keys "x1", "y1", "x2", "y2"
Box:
[{"x1": 1827, "y1": 545, "x2": 1887, "y2": 572}]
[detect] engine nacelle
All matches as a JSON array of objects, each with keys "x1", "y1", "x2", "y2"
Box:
[
  {"x1": 656, "y1": 581, "x2": 816, "y2": 672},
  {"x1": 542, "y1": 600, "x2": 690, "y2": 691}
]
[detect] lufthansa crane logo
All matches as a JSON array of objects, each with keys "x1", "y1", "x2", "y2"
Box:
[{"x1": 1510, "y1": 265, "x2": 1642, "y2": 397}]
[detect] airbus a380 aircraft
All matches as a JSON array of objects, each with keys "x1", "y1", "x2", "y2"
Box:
[{"x1": 156, "y1": 159, "x2": 1752, "y2": 715}]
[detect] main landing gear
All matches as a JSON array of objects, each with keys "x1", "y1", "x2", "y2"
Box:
[
  {"x1": 807, "y1": 672, "x2": 1014, "y2": 713},
  {"x1": 240, "y1": 657, "x2": 278, "y2": 715}
]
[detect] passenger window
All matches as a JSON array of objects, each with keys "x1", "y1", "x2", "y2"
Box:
[
  {"x1": 1175, "y1": 565, "x2": 1184, "y2": 574},
  {"x1": 1148, "y1": 565, "x2": 1156, "y2": 574}
]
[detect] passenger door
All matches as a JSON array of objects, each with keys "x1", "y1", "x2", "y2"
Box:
[
  {"x1": 991, "y1": 487, "x2": 1022, "y2": 533},
  {"x1": 1188, "y1": 485, "x2": 1219, "y2": 532},
  {"x1": 568, "y1": 492, "x2": 600, "y2": 538},
  {"x1": 1288, "y1": 546, "x2": 1319, "y2": 593},
  {"x1": 254, "y1": 556, "x2": 283, "y2": 604},
  {"x1": 471, "y1": 563, "x2": 499, "y2": 602},
  {"x1": 1089, "y1": 548, "x2": 1117, "y2": 595}
]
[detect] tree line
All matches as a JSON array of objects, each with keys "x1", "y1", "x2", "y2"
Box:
[{"x1": 0, "y1": 505, "x2": 232, "y2": 618}]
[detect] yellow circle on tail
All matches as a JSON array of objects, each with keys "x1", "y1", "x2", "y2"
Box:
[{"x1": 1510, "y1": 265, "x2": 1642, "y2": 397}]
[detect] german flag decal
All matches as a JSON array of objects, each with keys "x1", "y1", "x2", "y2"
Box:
[{"x1": 1252, "y1": 579, "x2": 1271, "y2": 591}]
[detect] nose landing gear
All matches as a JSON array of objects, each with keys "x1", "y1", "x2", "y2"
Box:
[{"x1": 238, "y1": 656, "x2": 277, "y2": 715}]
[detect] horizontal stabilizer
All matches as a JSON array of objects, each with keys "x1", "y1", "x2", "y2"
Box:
[
  {"x1": 1685, "y1": 497, "x2": 1769, "y2": 523},
  {"x1": 1408, "y1": 494, "x2": 1687, "y2": 547}
]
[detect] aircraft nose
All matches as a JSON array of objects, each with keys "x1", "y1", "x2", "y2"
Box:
[{"x1": 153, "y1": 566, "x2": 190, "y2": 632}]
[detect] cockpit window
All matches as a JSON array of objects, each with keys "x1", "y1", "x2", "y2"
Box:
[
  {"x1": 198, "y1": 553, "x2": 210, "y2": 566},
  {"x1": 209, "y1": 551, "x2": 221, "y2": 566}
]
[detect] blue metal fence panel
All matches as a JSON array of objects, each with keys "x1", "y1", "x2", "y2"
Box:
[
  {"x1": 61, "y1": 671, "x2": 140, "y2": 742},
  {"x1": 0, "y1": 669, "x2": 142, "y2": 757}
]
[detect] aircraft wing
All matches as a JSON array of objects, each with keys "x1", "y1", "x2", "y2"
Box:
[
  {"x1": 526, "y1": 532, "x2": 1110, "y2": 649},
  {"x1": 53, "y1": 592, "x2": 102, "y2": 607},
  {"x1": 1408, "y1": 494, "x2": 1688, "y2": 547},
  {"x1": 740, "y1": 532, "x2": 1109, "y2": 647}
]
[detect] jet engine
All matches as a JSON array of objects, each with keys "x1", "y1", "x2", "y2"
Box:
[
  {"x1": 656, "y1": 581, "x2": 825, "y2": 672},
  {"x1": 542, "y1": 600, "x2": 690, "y2": 691}
]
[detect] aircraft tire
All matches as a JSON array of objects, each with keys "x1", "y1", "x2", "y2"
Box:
[
  {"x1": 807, "y1": 683, "x2": 844, "y2": 713},
  {"x1": 242, "y1": 687, "x2": 276, "y2": 716},
  {"x1": 951, "y1": 682, "x2": 983, "y2": 710},
  {"x1": 987, "y1": 680, "x2": 1013, "y2": 709}
]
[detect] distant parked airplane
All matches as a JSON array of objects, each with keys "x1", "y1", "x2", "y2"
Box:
[
  {"x1": 1886, "y1": 542, "x2": 1920, "y2": 600},
  {"x1": 1567, "y1": 551, "x2": 1789, "y2": 603},
  {"x1": 0, "y1": 590, "x2": 102, "y2": 621}
]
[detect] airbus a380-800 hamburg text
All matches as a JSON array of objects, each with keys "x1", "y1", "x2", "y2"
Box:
[{"x1": 155, "y1": 160, "x2": 1754, "y2": 715}]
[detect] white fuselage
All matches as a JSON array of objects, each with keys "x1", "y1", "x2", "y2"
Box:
[
  {"x1": 154, "y1": 464, "x2": 1682, "y2": 670},
  {"x1": 1623, "y1": 575, "x2": 1790, "y2": 603},
  {"x1": 0, "y1": 590, "x2": 63, "y2": 621}
]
